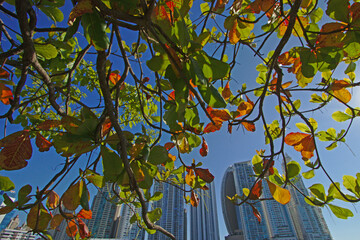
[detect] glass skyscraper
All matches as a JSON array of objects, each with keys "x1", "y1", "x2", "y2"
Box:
[
  {"x1": 114, "y1": 203, "x2": 145, "y2": 240},
  {"x1": 148, "y1": 181, "x2": 186, "y2": 240},
  {"x1": 222, "y1": 160, "x2": 333, "y2": 240},
  {"x1": 190, "y1": 181, "x2": 220, "y2": 240},
  {"x1": 0, "y1": 190, "x2": 16, "y2": 232}
]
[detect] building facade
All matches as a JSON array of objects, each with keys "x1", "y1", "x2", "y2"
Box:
[
  {"x1": 0, "y1": 190, "x2": 17, "y2": 232},
  {"x1": 114, "y1": 203, "x2": 145, "y2": 240},
  {"x1": 190, "y1": 181, "x2": 220, "y2": 240},
  {"x1": 148, "y1": 181, "x2": 186, "y2": 240},
  {"x1": 222, "y1": 160, "x2": 333, "y2": 240}
]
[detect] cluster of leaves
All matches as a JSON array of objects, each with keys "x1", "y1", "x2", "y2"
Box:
[{"x1": 0, "y1": 0, "x2": 360, "y2": 239}]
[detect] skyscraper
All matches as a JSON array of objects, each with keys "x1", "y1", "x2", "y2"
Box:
[
  {"x1": 87, "y1": 183, "x2": 121, "y2": 238},
  {"x1": 222, "y1": 160, "x2": 333, "y2": 240},
  {"x1": 0, "y1": 190, "x2": 17, "y2": 232},
  {"x1": 148, "y1": 181, "x2": 186, "y2": 240},
  {"x1": 114, "y1": 203, "x2": 145, "y2": 240},
  {"x1": 190, "y1": 181, "x2": 220, "y2": 240}
]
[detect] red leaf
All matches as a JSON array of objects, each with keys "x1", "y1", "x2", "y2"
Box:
[
  {"x1": 199, "y1": 137, "x2": 208, "y2": 157},
  {"x1": 241, "y1": 121, "x2": 255, "y2": 132},
  {"x1": 0, "y1": 83, "x2": 13, "y2": 105},
  {"x1": 249, "y1": 180, "x2": 262, "y2": 200},
  {"x1": 168, "y1": 91, "x2": 175, "y2": 101},
  {"x1": 164, "y1": 142, "x2": 175, "y2": 151},
  {"x1": 78, "y1": 219, "x2": 90, "y2": 239},
  {"x1": 66, "y1": 220, "x2": 78, "y2": 238},
  {"x1": 77, "y1": 209, "x2": 92, "y2": 220},
  {"x1": 0, "y1": 68, "x2": 10, "y2": 79},
  {"x1": 142, "y1": 77, "x2": 150, "y2": 84},
  {"x1": 316, "y1": 23, "x2": 345, "y2": 48},
  {"x1": 0, "y1": 130, "x2": 32, "y2": 170},
  {"x1": 203, "y1": 120, "x2": 223, "y2": 133},
  {"x1": 37, "y1": 120, "x2": 62, "y2": 130},
  {"x1": 222, "y1": 81, "x2": 232, "y2": 100},
  {"x1": 109, "y1": 72, "x2": 121, "y2": 85},
  {"x1": 36, "y1": 133, "x2": 52, "y2": 152},
  {"x1": 101, "y1": 118, "x2": 112, "y2": 138},
  {"x1": 251, "y1": 205, "x2": 262, "y2": 223},
  {"x1": 195, "y1": 168, "x2": 214, "y2": 183},
  {"x1": 206, "y1": 106, "x2": 232, "y2": 121},
  {"x1": 190, "y1": 191, "x2": 199, "y2": 207},
  {"x1": 350, "y1": 2, "x2": 360, "y2": 23},
  {"x1": 228, "y1": 124, "x2": 233, "y2": 134},
  {"x1": 263, "y1": 159, "x2": 274, "y2": 175}
]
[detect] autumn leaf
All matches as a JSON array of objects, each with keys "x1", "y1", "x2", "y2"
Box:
[
  {"x1": 66, "y1": 220, "x2": 78, "y2": 237},
  {"x1": 278, "y1": 52, "x2": 297, "y2": 65},
  {"x1": 285, "y1": 132, "x2": 315, "y2": 159},
  {"x1": 78, "y1": 219, "x2": 90, "y2": 239},
  {"x1": 331, "y1": 80, "x2": 351, "y2": 103},
  {"x1": 199, "y1": 137, "x2": 208, "y2": 157},
  {"x1": 214, "y1": 0, "x2": 229, "y2": 11},
  {"x1": 68, "y1": 0, "x2": 93, "y2": 26},
  {"x1": 0, "y1": 82, "x2": 13, "y2": 105},
  {"x1": 77, "y1": 209, "x2": 92, "y2": 219},
  {"x1": 37, "y1": 120, "x2": 62, "y2": 130},
  {"x1": 27, "y1": 203, "x2": 52, "y2": 231},
  {"x1": 0, "y1": 130, "x2": 32, "y2": 170},
  {"x1": 251, "y1": 205, "x2": 262, "y2": 223},
  {"x1": 194, "y1": 168, "x2": 214, "y2": 183},
  {"x1": 229, "y1": 18, "x2": 241, "y2": 44},
  {"x1": 185, "y1": 168, "x2": 196, "y2": 187},
  {"x1": 206, "y1": 106, "x2": 232, "y2": 121},
  {"x1": 36, "y1": 133, "x2": 52, "y2": 152},
  {"x1": 190, "y1": 191, "x2": 200, "y2": 207},
  {"x1": 109, "y1": 72, "x2": 121, "y2": 85},
  {"x1": 237, "y1": 95, "x2": 254, "y2": 117},
  {"x1": 249, "y1": 180, "x2": 262, "y2": 200},
  {"x1": 164, "y1": 142, "x2": 175, "y2": 151},
  {"x1": 247, "y1": 0, "x2": 276, "y2": 16},
  {"x1": 203, "y1": 120, "x2": 223, "y2": 133},
  {"x1": 46, "y1": 190, "x2": 59, "y2": 209},
  {"x1": 263, "y1": 159, "x2": 274, "y2": 175},
  {"x1": 222, "y1": 81, "x2": 232, "y2": 100},
  {"x1": 350, "y1": 2, "x2": 360, "y2": 23},
  {"x1": 266, "y1": 180, "x2": 291, "y2": 205},
  {"x1": 241, "y1": 121, "x2": 256, "y2": 132},
  {"x1": 228, "y1": 124, "x2": 233, "y2": 134},
  {"x1": 177, "y1": 133, "x2": 190, "y2": 153},
  {"x1": 0, "y1": 68, "x2": 10, "y2": 79},
  {"x1": 101, "y1": 118, "x2": 112, "y2": 138},
  {"x1": 50, "y1": 214, "x2": 64, "y2": 229},
  {"x1": 316, "y1": 23, "x2": 346, "y2": 48}
]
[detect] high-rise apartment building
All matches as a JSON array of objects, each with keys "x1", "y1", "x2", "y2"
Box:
[
  {"x1": 87, "y1": 183, "x2": 121, "y2": 238},
  {"x1": 190, "y1": 181, "x2": 220, "y2": 240},
  {"x1": 0, "y1": 190, "x2": 16, "y2": 232},
  {"x1": 148, "y1": 181, "x2": 186, "y2": 240},
  {"x1": 114, "y1": 203, "x2": 145, "y2": 240},
  {"x1": 222, "y1": 160, "x2": 333, "y2": 240}
]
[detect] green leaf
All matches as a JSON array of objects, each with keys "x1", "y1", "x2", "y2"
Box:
[
  {"x1": 310, "y1": 8, "x2": 323, "y2": 23},
  {"x1": 198, "y1": 84, "x2": 227, "y2": 108},
  {"x1": 252, "y1": 155, "x2": 263, "y2": 175},
  {"x1": 80, "y1": 183, "x2": 89, "y2": 211},
  {"x1": 296, "y1": 123, "x2": 310, "y2": 133},
  {"x1": 38, "y1": 6, "x2": 64, "y2": 22},
  {"x1": 332, "y1": 111, "x2": 352, "y2": 122},
  {"x1": 18, "y1": 184, "x2": 32, "y2": 207},
  {"x1": 286, "y1": 161, "x2": 301, "y2": 179},
  {"x1": 81, "y1": 11, "x2": 110, "y2": 51},
  {"x1": 148, "y1": 192, "x2": 163, "y2": 201},
  {"x1": 147, "y1": 55, "x2": 169, "y2": 72},
  {"x1": 148, "y1": 146, "x2": 169, "y2": 165},
  {"x1": 343, "y1": 175, "x2": 360, "y2": 197},
  {"x1": 34, "y1": 43, "x2": 58, "y2": 59},
  {"x1": 326, "y1": 0, "x2": 350, "y2": 23},
  {"x1": 101, "y1": 145, "x2": 124, "y2": 182},
  {"x1": 85, "y1": 170, "x2": 105, "y2": 188},
  {"x1": 52, "y1": 133, "x2": 96, "y2": 157},
  {"x1": 148, "y1": 208, "x2": 162, "y2": 223},
  {"x1": 200, "y1": 2, "x2": 210, "y2": 13},
  {"x1": 309, "y1": 183, "x2": 326, "y2": 201},
  {"x1": 328, "y1": 204, "x2": 353, "y2": 219},
  {"x1": 345, "y1": 62, "x2": 356, "y2": 74},
  {"x1": 0, "y1": 176, "x2": 15, "y2": 191},
  {"x1": 302, "y1": 169, "x2": 315, "y2": 179}
]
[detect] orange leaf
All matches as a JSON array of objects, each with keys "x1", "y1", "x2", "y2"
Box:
[
  {"x1": 109, "y1": 72, "x2": 121, "y2": 85},
  {"x1": 266, "y1": 180, "x2": 291, "y2": 205},
  {"x1": 168, "y1": 153, "x2": 176, "y2": 162},
  {"x1": 68, "y1": 0, "x2": 93, "y2": 26},
  {"x1": 229, "y1": 18, "x2": 241, "y2": 44},
  {"x1": 168, "y1": 91, "x2": 175, "y2": 101},
  {"x1": 101, "y1": 118, "x2": 112, "y2": 138},
  {"x1": 206, "y1": 106, "x2": 232, "y2": 121},
  {"x1": 164, "y1": 142, "x2": 175, "y2": 151},
  {"x1": 66, "y1": 220, "x2": 78, "y2": 238},
  {"x1": 285, "y1": 132, "x2": 315, "y2": 159},
  {"x1": 237, "y1": 96, "x2": 254, "y2": 117},
  {"x1": 251, "y1": 205, "x2": 262, "y2": 223},
  {"x1": 36, "y1": 133, "x2": 52, "y2": 152},
  {"x1": 37, "y1": 120, "x2": 62, "y2": 130},
  {"x1": 46, "y1": 190, "x2": 59, "y2": 209},
  {"x1": 203, "y1": 120, "x2": 223, "y2": 133},
  {"x1": 214, "y1": 0, "x2": 229, "y2": 11},
  {"x1": 185, "y1": 169, "x2": 196, "y2": 187},
  {"x1": 278, "y1": 52, "x2": 297, "y2": 65},
  {"x1": 195, "y1": 168, "x2": 214, "y2": 183},
  {"x1": 222, "y1": 81, "x2": 232, "y2": 100},
  {"x1": 228, "y1": 124, "x2": 233, "y2": 134},
  {"x1": 284, "y1": 132, "x2": 309, "y2": 146},
  {"x1": 332, "y1": 80, "x2": 351, "y2": 103},
  {"x1": 0, "y1": 68, "x2": 10, "y2": 79},
  {"x1": 199, "y1": 137, "x2": 208, "y2": 157},
  {"x1": 0, "y1": 82, "x2": 13, "y2": 105},
  {"x1": 249, "y1": 180, "x2": 262, "y2": 200},
  {"x1": 350, "y1": 2, "x2": 360, "y2": 23},
  {"x1": 50, "y1": 214, "x2": 64, "y2": 229},
  {"x1": 78, "y1": 219, "x2": 90, "y2": 239},
  {"x1": 241, "y1": 121, "x2": 255, "y2": 132},
  {"x1": 77, "y1": 209, "x2": 92, "y2": 219},
  {"x1": 190, "y1": 191, "x2": 199, "y2": 207},
  {"x1": 0, "y1": 130, "x2": 32, "y2": 170}
]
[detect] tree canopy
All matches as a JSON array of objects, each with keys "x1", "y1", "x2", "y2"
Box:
[{"x1": 0, "y1": 0, "x2": 360, "y2": 239}]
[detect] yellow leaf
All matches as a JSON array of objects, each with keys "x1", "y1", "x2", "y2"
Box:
[
  {"x1": 266, "y1": 180, "x2": 291, "y2": 205},
  {"x1": 62, "y1": 181, "x2": 83, "y2": 211},
  {"x1": 185, "y1": 169, "x2": 195, "y2": 187},
  {"x1": 229, "y1": 19, "x2": 241, "y2": 44}
]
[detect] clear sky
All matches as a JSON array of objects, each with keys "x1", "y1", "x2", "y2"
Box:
[{"x1": 1, "y1": 1, "x2": 360, "y2": 240}]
